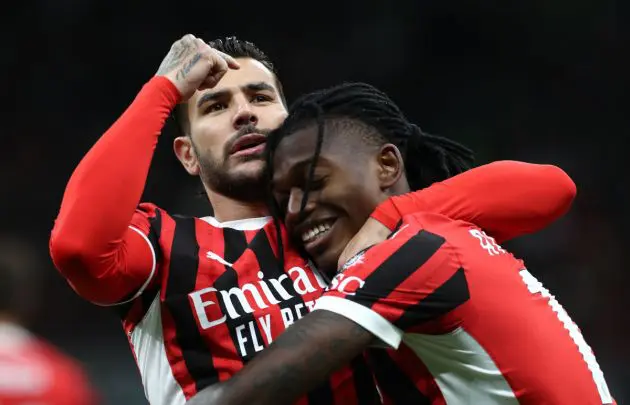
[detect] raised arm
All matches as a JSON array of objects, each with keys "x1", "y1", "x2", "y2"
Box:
[
  {"x1": 49, "y1": 34, "x2": 238, "y2": 304},
  {"x1": 371, "y1": 160, "x2": 576, "y2": 242}
]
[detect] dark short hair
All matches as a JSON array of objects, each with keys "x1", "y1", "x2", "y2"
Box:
[{"x1": 173, "y1": 36, "x2": 286, "y2": 136}]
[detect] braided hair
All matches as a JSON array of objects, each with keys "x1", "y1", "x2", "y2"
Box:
[{"x1": 265, "y1": 82, "x2": 474, "y2": 270}]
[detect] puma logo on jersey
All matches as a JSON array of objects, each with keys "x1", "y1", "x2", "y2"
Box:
[{"x1": 206, "y1": 250, "x2": 233, "y2": 267}]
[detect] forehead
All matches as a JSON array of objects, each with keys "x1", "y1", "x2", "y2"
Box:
[
  {"x1": 273, "y1": 125, "x2": 344, "y2": 179},
  {"x1": 205, "y1": 58, "x2": 278, "y2": 96}
]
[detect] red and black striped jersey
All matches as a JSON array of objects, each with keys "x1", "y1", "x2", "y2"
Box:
[
  {"x1": 49, "y1": 76, "x2": 579, "y2": 405},
  {"x1": 316, "y1": 212, "x2": 614, "y2": 405},
  {"x1": 119, "y1": 203, "x2": 380, "y2": 405}
]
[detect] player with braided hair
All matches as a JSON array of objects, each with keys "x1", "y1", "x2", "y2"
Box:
[{"x1": 189, "y1": 82, "x2": 613, "y2": 405}]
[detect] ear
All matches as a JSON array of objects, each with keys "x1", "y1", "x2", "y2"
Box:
[
  {"x1": 173, "y1": 136, "x2": 200, "y2": 176},
  {"x1": 376, "y1": 143, "x2": 404, "y2": 190}
]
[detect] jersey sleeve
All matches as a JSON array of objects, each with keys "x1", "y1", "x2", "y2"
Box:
[
  {"x1": 370, "y1": 161, "x2": 576, "y2": 242},
  {"x1": 314, "y1": 220, "x2": 467, "y2": 349},
  {"x1": 49, "y1": 76, "x2": 179, "y2": 305}
]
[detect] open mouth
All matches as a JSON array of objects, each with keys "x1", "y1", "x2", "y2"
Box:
[{"x1": 230, "y1": 133, "x2": 267, "y2": 157}]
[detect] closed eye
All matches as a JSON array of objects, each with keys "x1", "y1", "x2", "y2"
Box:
[{"x1": 307, "y1": 176, "x2": 327, "y2": 190}]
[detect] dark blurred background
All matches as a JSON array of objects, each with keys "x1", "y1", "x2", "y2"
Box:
[{"x1": 2, "y1": 0, "x2": 628, "y2": 403}]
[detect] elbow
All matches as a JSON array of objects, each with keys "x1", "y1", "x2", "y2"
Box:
[
  {"x1": 49, "y1": 224, "x2": 90, "y2": 274},
  {"x1": 543, "y1": 164, "x2": 577, "y2": 216},
  {"x1": 49, "y1": 226, "x2": 108, "y2": 303}
]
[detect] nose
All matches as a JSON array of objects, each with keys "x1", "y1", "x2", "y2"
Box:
[
  {"x1": 285, "y1": 187, "x2": 315, "y2": 227},
  {"x1": 232, "y1": 101, "x2": 258, "y2": 129}
]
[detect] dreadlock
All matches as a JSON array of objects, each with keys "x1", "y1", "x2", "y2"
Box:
[
  {"x1": 172, "y1": 36, "x2": 286, "y2": 137},
  {"x1": 265, "y1": 82, "x2": 475, "y2": 225}
]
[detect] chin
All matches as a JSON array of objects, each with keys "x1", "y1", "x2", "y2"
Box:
[
  {"x1": 315, "y1": 248, "x2": 344, "y2": 278},
  {"x1": 229, "y1": 161, "x2": 266, "y2": 182},
  {"x1": 316, "y1": 258, "x2": 338, "y2": 278}
]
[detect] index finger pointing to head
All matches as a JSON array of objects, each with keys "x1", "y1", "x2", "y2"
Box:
[{"x1": 215, "y1": 50, "x2": 240, "y2": 69}]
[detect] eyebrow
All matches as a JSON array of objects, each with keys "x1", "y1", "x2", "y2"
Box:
[
  {"x1": 272, "y1": 159, "x2": 329, "y2": 190},
  {"x1": 196, "y1": 81, "x2": 276, "y2": 109}
]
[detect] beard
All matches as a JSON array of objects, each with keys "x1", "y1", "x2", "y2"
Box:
[{"x1": 192, "y1": 125, "x2": 270, "y2": 202}]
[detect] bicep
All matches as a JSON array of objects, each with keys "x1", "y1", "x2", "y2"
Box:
[{"x1": 381, "y1": 161, "x2": 576, "y2": 242}]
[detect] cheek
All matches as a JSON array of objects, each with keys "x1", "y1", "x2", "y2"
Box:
[
  {"x1": 324, "y1": 183, "x2": 373, "y2": 224},
  {"x1": 259, "y1": 106, "x2": 288, "y2": 129},
  {"x1": 192, "y1": 123, "x2": 231, "y2": 157},
  {"x1": 345, "y1": 181, "x2": 382, "y2": 221}
]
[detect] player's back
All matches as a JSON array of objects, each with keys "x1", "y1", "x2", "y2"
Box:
[{"x1": 402, "y1": 212, "x2": 613, "y2": 404}]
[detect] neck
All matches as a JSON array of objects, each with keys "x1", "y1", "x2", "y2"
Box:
[
  {"x1": 387, "y1": 179, "x2": 411, "y2": 198},
  {"x1": 205, "y1": 188, "x2": 269, "y2": 222}
]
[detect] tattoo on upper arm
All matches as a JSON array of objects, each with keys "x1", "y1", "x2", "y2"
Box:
[{"x1": 220, "y1": 310, "x2": 374, "y2": 405}]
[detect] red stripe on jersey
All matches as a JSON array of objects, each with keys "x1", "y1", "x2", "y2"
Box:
[
  {"x1": 121, "y1": 211, "x2": 380, "y2": 404},
  {"x1": 192, "y1": 219, "x2": 242, "y2": 382},
  {"x1": 325, "y1": 212, "x2": 614, "y2": 403},
  {"x1": 329, "y1": 225, "x2": 463, "y2": 328}
]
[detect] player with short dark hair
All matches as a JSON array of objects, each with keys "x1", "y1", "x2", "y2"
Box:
[
  {"x1": 50, "y1": 34, "x2": 578, "y2": 405},
  {"x1": 188, "y1": 82, "x2": 612, "y2": 405},
  {"x1": 174, "y1": 37, "x2": 287, "y2": 139}
]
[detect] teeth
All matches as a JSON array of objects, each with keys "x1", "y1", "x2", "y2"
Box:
[{"x1": 302, "y1": 222, "x2": 332, "y2": 243}]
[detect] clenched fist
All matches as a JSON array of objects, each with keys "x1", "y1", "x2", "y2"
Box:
[{"x1": 156, "y1": 34, "x2": 240, "y2": 101}]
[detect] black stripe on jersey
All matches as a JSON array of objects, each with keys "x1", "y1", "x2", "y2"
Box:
[
  {"x1": 112, "y1": 289, "x2": 158, "y2": 320},
  {"x1": 112, "y1": 209, "x2": 164, "y2": 319},
  {"x1": 165, "y1": 216, "x2": 219, "y2": 391},
  {"x1": 248, "y1": 230, "x2": 308, "y2": 326},
  {"x1": 352, "y1": 230, "x2": 446, "y2": 308},
  {"x1": 367, "y1": 349, "x2": 431, "y2": 405},
  {"x1": 147, "y1": 208, "x2": 163, "y2": 263},
  {"x1": 351, "y1": 355, "x2": 382, "y2": 405},
  {"x1": 214, "y1": 228, "x2": 266, "y2": 364},
  {"x1": 249, "y1": 229, "x2": 335, "y2": 404},
  {"x1": 394, "y1": 267, "x2": 469, "y2": 330}
]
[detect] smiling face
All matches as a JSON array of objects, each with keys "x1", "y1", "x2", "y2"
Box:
[
  {"x1": 174, "y1": 57, "x2": 288, "y2": 201},
  {"x1": 271, "y1": 120, "x2": 405, "y2": 274}
]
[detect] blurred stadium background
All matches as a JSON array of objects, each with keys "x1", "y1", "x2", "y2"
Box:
[{"x1": 2, "y1": 0, "x2": 627, "y2": 403}]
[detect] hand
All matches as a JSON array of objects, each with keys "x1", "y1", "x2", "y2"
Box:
[
  {"x1": 155, "y1": 34, "x2": 240, "y2": 101},
  {"x1": 338, "y1": 217, "x2": 391, "y2": 270}
]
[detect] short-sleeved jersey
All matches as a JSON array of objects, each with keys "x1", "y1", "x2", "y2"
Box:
[
  {"x1": 315, "y1": 212, "x2": 613, "y2": 404},
  {"x1": 118, "y1": 203, "x2": 380, "y2": 405}
]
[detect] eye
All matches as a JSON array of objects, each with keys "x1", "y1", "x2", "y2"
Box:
[
  {"x1": 307, "y1": 176, "x2": 327, "y2": 190},
  {"x1": 252, "y1": 94, "x2": 272, "y2": 103},
  {"x1": 204, "y1": 102, "x2": 227, "y2": 114}
]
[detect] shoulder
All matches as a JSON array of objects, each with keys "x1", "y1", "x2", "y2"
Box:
[{"x1": 337, "y1": 218, "x2": 453, "y2": 281}]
